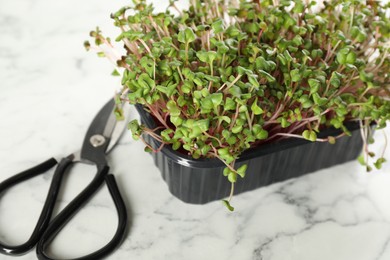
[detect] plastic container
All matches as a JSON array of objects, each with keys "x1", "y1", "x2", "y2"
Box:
[{"x1": 136, "y1": 105, "x2": 363, "y2": 204}]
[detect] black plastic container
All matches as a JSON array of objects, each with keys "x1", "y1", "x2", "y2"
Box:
[{"x1": 136, "y1": 105, "x2": 363, "y2": 204}]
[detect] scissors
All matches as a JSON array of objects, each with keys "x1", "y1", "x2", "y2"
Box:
[{"x1": 0, "y1": 98, "x2": 128, "y2": 259}]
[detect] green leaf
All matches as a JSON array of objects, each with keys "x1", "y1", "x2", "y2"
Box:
[
  {"x1": 308, "y1": 78, "x2": 321, "y2": 94},
  {"x1": 312, "y1": 93, "x2": 327, "y2": 106},
  {"x1": 201, "y1": 145, "x2": 211, "y2": 155},
  {"x1": 309, "y1": 131, "x2": 317, "y2": 142},
  {"x1": 302, "y1": 130, "x2": 317, "y2": 142},
  {"x1": 311, "y1": 49, "x2": 323, "y2": 59},
  {"x1": 210, "y1": 93, "x2": 223, "y2": 107},
  {"x1": 330, "y1": 118, "x2": 342, "y2": 129},
  {"x1": 212, "y1": 19, "x2": 225, "y2": 33},
  {"x1": 335, "y1": 105, "x2": 348, "y2": 116},
  {"x1": 251, "y1": 98, "x2": 264, "y2": 115},
  {"x1": 222, "y1": 129, "x2": 231, "y2": 139},
  {"x1": 292, "y1": 35, "x2": 303, "y2": 46},
  {"x1": 185, "y1": 27, "x2": 196, "y2": 42},
  {"x1": 328, "y1": 136, "x2": 336, "y2": 144},
  {"x1": 168, "y1": 59, "x2": 182, "y2": 69},
  {"x1": 277, "y1": 54, "x2": 287, "y2": 66},
  {"x1": 284, "y1": 50, "x2": 293, "y2": 62},
  {"x1": 181, "y1": 120, "x2": 192, "y2": 130},
  {"x1": 218, "y1": 116, "x2": 231, "y2": 124},
  {"x1": 215, "y1": 42, "x2": 229, "y2": 54},
  {"x1": 138, "y1": 73, "x2": 155, "y2": 89},
  {"x1": 248, "y1": 75, "x2": 260, "y2": 89},
  {"x1": 232, "y1": 125, "x2": 243, "y2": 134},
  {"x1": 357, "y1": 155, "x2": 366, "y2": 165},
  {"x1": 201, "y1": 88, "x2": 210, "y2": 97},
  {"x1": 356, "y1": 31, "x2": 367, "y2": 43},
  {"x1": 181, "y1": 81, "x2": 193, "y2": 94},
  {"x1": 196, "y1": 51, "x2": 208, "y2": 63},
  {"x1": 259, "y1": 21, "x2": 268, "y2": 31},
  {"x1": 200, "y1": 97, "x2": 214, "y2": 110},
  {"x1": 178, "y1": 27, "x2": 196, "y2": 43},
  {"x1": 302, "y1": 101, "x2": 313, "y2": 108},
  {"x1": 170, "y1": 116, "x2": 183, "y2": 127},
  {"x1": 177, "y1": 96, "x2": 187, "y2": 107},
  {"x1": 290, "y1": 69, "x2": 300, "y2": 82},
  {"x1": 293, "y1": 1, "x2": 305, "y2": 13},
  {"x1": 196, "y1": 51, "x2": 217, "y2": 64},
  {"x1": 257, "y1": 129, "x2": 268, "y2": 140},
  {"x1": 228, "y1": 171, "x2": 237, "y2": 183},
  {"x1": 253, "y1": 125, "x2": 268, "y2": 140},
  {"x1": 222, "y1": 200, "x2": 235, "y2": 211},
  {"x1": 330, "y1": 72, "x2": 342, "y2": 88},
  {"x1": 225, "y1": 98, "x2": 236, "y2": 110},
  {"x1": 237, "y1": 164, "x2": 247, "y2": 178},
  {"x1": 359, "y1": 70, "x2": 374, "y2": 83},
  {"x1": 223, "y1": 167, "x2": 231, "y2": 176},
  {"x1": 114, "y1": 107, "x2": 124, "y2": 121},
  {"x1": 223, "y1": 154, "x2": 235, "y2": 164},
  {"x1": 346, "y1": 51, "x2": 356, "y2": 65},
  {"x1": 193, "y1": 77, "x2": 203, "y2": 86},
  {"x1": 128, "y1": 119, "x2": 140, "y2": 133},
  {"x1": 183, "y1": 143, "x2": 191, "y2": 151},
  {"x1": 279, "y1": 117, "x2": 290, "y2": 128},
  {"x1": 161, "y1": 129, "x2": 173, "y2": 141},
  {"x1": 193, "y1": 90, "x2": 202, "y2": 100},
  {"x1": 237, "y1": 66, "x2": 252, "y2": 76},
  {"x1": 84, "y1": 40, "x2": 91, "y2": 51},
  {"x1": 111, "y1": 69, "x2": 120, "y2": 76},
  {"x1": 207, "y1": 51, "x2": 218, "y2": 64},
  {"x1": 336, "y1": 48, "x2": 349, "y2": 65},
  {"x1": 302, "y1": 130, "x2": 310, "y2": 140},
  {"x1": 256, "y1": 57, "x2": 272, "y2": 72},
  {"x1": 350, "y1": 26, "x2": 360, "y2": 39},
  {"x1": 194, "y1": 119, "x2": 210, "y2": 132},
  {"x1": 258, "y1": 70, "x2": 276, "y2": 82},
  {"x1": 227, "y1": 136, "x2": 237, "y2": 145},
  {"x1": 239, "y1": 105, "x2": 248, "y2": 113},
  {"x1": 189, "y1": 126, "x2": 203, "y2": 138},
  {"x1": 218, "y1": 147, "x2": 229, "y2": 156},
  {"x1": 166, "y1": 100, "x2": 181, "y2": 117},
  {"x1": 374, "y1": 158, "x2": 386, "y2": 169},
  {"x1": 229, "y1": 86, "x2": 242, "y2": 97},
  {"x1": 144, "y1": 146, "x2": 153, "y2": 153}
]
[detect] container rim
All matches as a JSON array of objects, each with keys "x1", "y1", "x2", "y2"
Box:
[{"x1": 135, "y1": 105, "x2": 362, "y2": 169}]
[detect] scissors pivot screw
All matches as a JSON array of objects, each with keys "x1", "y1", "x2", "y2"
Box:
[{"x1": 90, "y1": 134, "x2": 106, "y2": 147}]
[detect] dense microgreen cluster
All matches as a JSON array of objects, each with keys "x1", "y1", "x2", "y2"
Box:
[{"x1": 86, "y1": 0, "x2": 390, "y2": 210}]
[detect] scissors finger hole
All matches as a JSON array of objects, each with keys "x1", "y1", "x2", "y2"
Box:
[
  {"x1": 44, "y1": 183, "x2": 119, "y2": 259},
  {"x1": 52, "y1": 162, "x2": 100, "y2": 215},
  {"x1": 0, "y1": 164, "x2": 55, "y2": 245}
]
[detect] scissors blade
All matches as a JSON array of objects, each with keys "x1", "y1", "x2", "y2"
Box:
[{"x1": 80, "y1": 98, "x2": 117, "y2": 163}]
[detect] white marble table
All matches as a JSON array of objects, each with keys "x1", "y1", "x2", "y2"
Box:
[{"x1": 1, "y1": 0, "x2": 390, "y2": 259}]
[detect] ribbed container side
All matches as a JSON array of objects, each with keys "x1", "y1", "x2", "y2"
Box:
[{"x1": 138, "y1": 105, "x2": 363, "y2": 204}]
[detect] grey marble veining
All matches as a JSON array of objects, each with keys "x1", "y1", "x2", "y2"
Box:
[{"x1": 1, "y1": 0, "x2": 390, "y2": 259}]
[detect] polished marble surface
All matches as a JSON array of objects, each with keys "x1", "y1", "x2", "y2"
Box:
[{"x1": 1, "y1": 0, "x2": 390, "y2": 259}]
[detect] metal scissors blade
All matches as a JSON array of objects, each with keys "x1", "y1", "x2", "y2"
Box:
[{"x1": 80, "y1": 98, "x2": 128, "y2": 164}]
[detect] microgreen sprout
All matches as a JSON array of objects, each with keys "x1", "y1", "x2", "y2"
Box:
[{"x1": 87, "y1": 0, "x2": 390, "y2": 211}]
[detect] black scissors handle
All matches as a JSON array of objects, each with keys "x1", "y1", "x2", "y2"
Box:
[
  {"x1": 36, "y1": 173, "x2": 128, "y2": 260},
  {"x1": 0, "y1": 158, "x2": 128, "y2": 259},
  {"x1": 0, "y1": 158, "x2": 67, "y2": 255}
]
